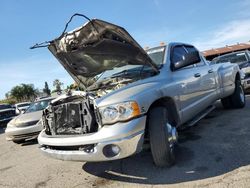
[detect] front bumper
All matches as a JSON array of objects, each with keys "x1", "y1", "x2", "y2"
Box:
[
  {"x1": 5, "y1": 123, "x2": 43, "y2": 141},
  {"x1": 38, "y1": 116, "x2": 146, "y2": 162}
]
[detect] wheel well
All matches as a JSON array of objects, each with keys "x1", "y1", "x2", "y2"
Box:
[
  {"x1": 144, "y1": 97, "x2": 180, "y2": 142},
  {"x1": 147, "y1": 97, "x2": 180, "y2": 126},
  {"x1": 235, "y1": 72, "x2": 240, "y2": 82}
]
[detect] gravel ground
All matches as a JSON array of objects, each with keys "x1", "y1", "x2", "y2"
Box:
[{"x1": 1, "y1": 95, "x2": 250, "y2": 188}]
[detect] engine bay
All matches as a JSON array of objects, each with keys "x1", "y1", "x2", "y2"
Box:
[{"x1": 43, "y1": 94, "x2": 99, "y2": 136}]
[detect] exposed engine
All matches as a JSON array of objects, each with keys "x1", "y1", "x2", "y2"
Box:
[
  {"x1": 42, "y1": 79, "x2": 132, "y2": 136},
  {"x1": 43, "y1": 93, "x2": 100, "y2": 136},
  {"x1": 93, "y1": 78, "x2": 134, "y2": 97}
]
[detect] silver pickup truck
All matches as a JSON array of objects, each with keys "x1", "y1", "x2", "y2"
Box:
[{"x1": 36, "y1": 16, "x2": 245, "y2": 167}]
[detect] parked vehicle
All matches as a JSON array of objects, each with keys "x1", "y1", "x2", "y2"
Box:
[
  {"x1": 212, "y1": 51, "x2": 250, "y2": 90},
  {"x1": 5, "y1": 97, "x2": 54, "y2": 143},
  {"x1": 35, "y1": 16, "x2": 245, "y2": 167},
  {"x1": 0, "y1": 104, "x2": 16, "y2": 125},
  {"x1": 15, "y1": 102, "x2": 31, "y2": 114}
]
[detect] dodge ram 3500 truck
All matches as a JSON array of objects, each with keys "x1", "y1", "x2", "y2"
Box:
[{"x1": 35, "y1": 15, "x2": 245, "y2": 167}]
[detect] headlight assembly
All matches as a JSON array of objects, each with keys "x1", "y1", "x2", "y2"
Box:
[
  {"x1": 99, "y1": 101, "x2": 140, "y2": 125},
  {"x1": 15, "y1": 120, "x2": 39, "y2": 127},
  {"x1": 7, "y1": 122, "x2": 15, "y2": 128}
]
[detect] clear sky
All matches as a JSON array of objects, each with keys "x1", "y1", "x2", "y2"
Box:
[{"x1": 1, "y1": 0, "x2": 250, "y2": 99}]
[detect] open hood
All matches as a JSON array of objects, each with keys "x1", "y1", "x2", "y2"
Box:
[{"x1": 48, "y1": 17, "x2": 158, "y2": 88}]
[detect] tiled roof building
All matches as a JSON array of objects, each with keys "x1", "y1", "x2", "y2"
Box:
[{"x1": 202, "y1": 42, "x2": 250, "y2": 60}]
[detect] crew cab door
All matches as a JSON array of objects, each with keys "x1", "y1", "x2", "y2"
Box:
[
  {"x1": 170, "y1": 45, "x2": 216, "y2": 123},
  {"x1": 185, "y1": 46, "x2": 217, "y2": 105}
]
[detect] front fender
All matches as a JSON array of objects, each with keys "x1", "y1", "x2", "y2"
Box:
[{"x1": 95, "y1": 81, "x2": 165, "y2": 114}]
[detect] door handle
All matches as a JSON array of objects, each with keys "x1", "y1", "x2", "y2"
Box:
[
  {"x1": 208, "y1": 69, "x2": 213, "y2": 73},
  {"x1": 194, "y1": 73, "x2": 201, "y2": 78}
]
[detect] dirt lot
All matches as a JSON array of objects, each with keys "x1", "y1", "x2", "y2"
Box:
[{"x1": 1, "y1": 95, "x2": 250, "y2": 188}]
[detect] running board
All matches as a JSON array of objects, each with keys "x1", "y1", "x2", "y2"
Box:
[{"x1": 183, "y1": 105, "x2": 216, "y2": 128}]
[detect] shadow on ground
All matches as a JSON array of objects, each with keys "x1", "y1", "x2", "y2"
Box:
[
  {"x1": 82, "y1": 98, "x2": 250, "y2": 185},
  {"x1": 20, "y1": 139, "x2": 38, "y2": 146}
]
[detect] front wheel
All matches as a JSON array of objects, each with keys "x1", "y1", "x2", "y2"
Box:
[{"x1": 148, "y1": 107, "x2": 178, "y2": 167}]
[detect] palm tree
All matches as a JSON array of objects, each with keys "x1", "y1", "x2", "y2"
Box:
[
  {"x1": 43, "y1": 81, "x2": 51, "y2": 96},
  {"x1": 53, "y1": 79, "x2": 63, "y2": 92}
]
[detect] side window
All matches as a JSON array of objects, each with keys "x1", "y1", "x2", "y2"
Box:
[
  {"x1": 185, "y1": 46, "x2": 197, "y2": 53},
  {"x1": 171, "y1": 45, "x2": 194, "y2": 70},
  {"x1": 171, "y1": 46, "x2": 187, "y2": 64},
  {"x1": 184, "y1": 45, "x2": 205, "y2": 67}
]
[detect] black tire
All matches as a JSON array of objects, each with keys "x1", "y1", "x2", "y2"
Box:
[
  {"x1": 231, "y1": 80, "x2": 245, "y2": 108},
  {"x1": 221, "y1": 80, "x2": 245, "y2": 109},
  {"x1": 148, "y1": 107, "x2": 175, "y2": 167}
]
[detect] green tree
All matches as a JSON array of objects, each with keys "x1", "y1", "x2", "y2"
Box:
[
  {"x1": 67, "y1": 82, "x2": 79, "y2": 90},
  {"x1": 43, "y1": 81, "x2": 51, "y2": 96},
  {"x1": 9, "y1": 84, "x2": 37, "y2": 102},
  {"x1": 53, "y1": 79, "x2": 63, "y2": 92}
]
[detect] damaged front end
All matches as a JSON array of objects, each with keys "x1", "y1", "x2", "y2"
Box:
[
  {"x1": 43, "y1": 92, "x2": 99, "y2": 136},
  {"x1": 39, "y1": 90, "x2": 147, "y2": 161}
]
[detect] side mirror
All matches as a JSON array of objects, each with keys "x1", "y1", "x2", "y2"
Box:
[{"x1": 172, "y1": 51, "x2": 201, "y2": 71}]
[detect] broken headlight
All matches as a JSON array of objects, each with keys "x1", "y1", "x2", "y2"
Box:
[{"x1": 99, "y1": 101, "x2": 140, "y2": 125}]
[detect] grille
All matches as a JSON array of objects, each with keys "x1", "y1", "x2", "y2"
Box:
[
  {"x1": 0, "y1": 110, "x2": 15, "y2": 119},
  {"x1": 53, "y1": 103, "x2": 82, "y2": 135},
  {"x1": 12, "y1": 131, "x2": 40, "y2": 139},
  {"x1": 51, "y1": 100, "x2": 97, "y2": 135}
]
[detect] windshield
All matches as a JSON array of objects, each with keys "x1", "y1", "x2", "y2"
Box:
[
  {"x1": 214, "y1": 52, "x2": 247, "y2": 64},
  {"x1": 0, "y1": 104, "x2": 12, "y2": 110},
  {"x1": 146, "y1": 46, "x2": 165, "y2": 66},
  {"x1": 25, "y1": 99, "x2": 52, "y2": 113},
  {"x1": 92, "y1": 46, "x2": 165, "y2": 82}
]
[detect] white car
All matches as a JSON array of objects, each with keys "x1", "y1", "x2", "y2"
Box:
[
  {"x1": 5, "y1": 97, "x2": 54, "y2": 144},
  {"x1": 15, "y1": 102, "x2": 31, "y2": 114}
]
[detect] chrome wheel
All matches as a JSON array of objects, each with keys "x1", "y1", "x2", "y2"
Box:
[
  {"x1": 239, "y1": 85, "x2": 245, "y2": 103},
  {"x1": 149, "y1": 107, "x2": 176, "y2": 166},
  {"x1": 166, "y1": 123, "x2": 178, "y2": 148}
]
